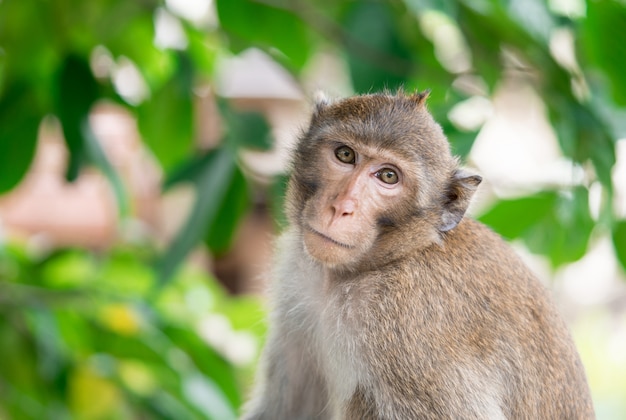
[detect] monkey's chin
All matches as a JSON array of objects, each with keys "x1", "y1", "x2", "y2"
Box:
[{"x1": 302, "y1": 228, "x2": 358, "y2": 267}]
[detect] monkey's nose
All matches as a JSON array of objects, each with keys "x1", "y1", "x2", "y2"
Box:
[{"x1": 332, "y1": 198, "x2": 357, "y2": 218}]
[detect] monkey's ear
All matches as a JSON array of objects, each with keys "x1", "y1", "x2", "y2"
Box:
[
  {"x1": 409, "y1": 89, "x2": 431, "y2": 107},
  {"x1": 439, "y1": 170, "x2": 482, "y2": 232},
  {"x1": 313, "y1": 90, "x2": 331, "y2": 116}
]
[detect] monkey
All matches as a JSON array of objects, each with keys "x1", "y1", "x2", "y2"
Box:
[{"x1": 241, "y1": 91, "x2": 595, "y2": 419}]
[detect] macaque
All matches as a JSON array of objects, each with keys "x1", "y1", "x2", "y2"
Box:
[{"x1": 242, "y1": 91, "x2": 594, "y2": 419}]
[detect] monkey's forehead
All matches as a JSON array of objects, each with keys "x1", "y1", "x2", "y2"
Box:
[{"x1": 315, "y1": 95, "x2": 446, "y2": 142}]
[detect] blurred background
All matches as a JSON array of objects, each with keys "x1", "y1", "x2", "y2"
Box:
[{"x1": 1, "y1": 0, "x2": 626, "y2": 418}]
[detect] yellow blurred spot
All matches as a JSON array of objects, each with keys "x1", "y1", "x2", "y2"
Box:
[
  {"x1": 99, "y1": 303, "x2": 141, "y2": 335},
  {"x1": 70, "y1": 365, "x2": 121, "y2": 419}
]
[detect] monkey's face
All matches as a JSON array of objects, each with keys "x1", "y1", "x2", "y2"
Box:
[
  {"x1": 299, "y1": 139, "x2": 413, "y2": 268},
  {"x1": 288, "y1": 92, "x2": 479, "y2": 270}
]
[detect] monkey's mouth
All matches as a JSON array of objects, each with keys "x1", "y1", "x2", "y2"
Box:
[{"x1": 306, "y1": 226, "x2": 354, "y2": 249}]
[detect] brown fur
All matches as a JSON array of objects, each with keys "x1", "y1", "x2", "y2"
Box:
[{"x1": 242, "y1": 91, "x2": 594, "y2": 419}]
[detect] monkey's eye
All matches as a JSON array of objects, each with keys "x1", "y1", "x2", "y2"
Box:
[
  {"x1": 335, "y1": 146, "x2": 356, "y2": 164},
  {"x1": 376, "y1": 168, "x2": 399, "y2": 185}
]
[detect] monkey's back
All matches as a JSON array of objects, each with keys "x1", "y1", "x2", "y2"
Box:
[{"x1": 358, "y1": 218, "x2": 595, "y2": 419}]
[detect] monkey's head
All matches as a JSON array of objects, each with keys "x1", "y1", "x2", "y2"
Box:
[{"x1": 286, "y1": 91, "x2": 481, "y2": 271}]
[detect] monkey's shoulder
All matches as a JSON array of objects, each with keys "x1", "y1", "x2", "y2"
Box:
[
  {"x1": 422, "y1": 218, "x2": 538, "y2": 286},
  {"x1": 372, "y1": 218, "x2": 558, "y2": 325}
]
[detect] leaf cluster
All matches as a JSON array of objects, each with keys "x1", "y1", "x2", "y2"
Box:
[{"x1": 0, "y1": 243, "x2": 265, "y2": 419}]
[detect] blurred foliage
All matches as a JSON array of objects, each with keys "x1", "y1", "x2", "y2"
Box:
[
  {"x1": 2, "y1": 0, "x2": 626, "y2": 417},
  {"x1": 0, "y1": 242, "x2": 265, "y2": 419}
]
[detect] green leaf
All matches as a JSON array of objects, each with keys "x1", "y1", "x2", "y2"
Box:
[
  {"x1": 184, "y1": 22, "x2": 218, "y2": 77},
  {"x1": 0, "y1": 0, "x2": 58, "y2": 92},
  {"x1": 479, "y1": 191, "x2": 557, "y2": 240},
  {"x1": 163, "y1": 152, "x2": 216, "y2": 190},
  {"x1": 163, "y1": 326, "x2": 241, "y2": 409},
  {"x1": 91, "y1": 326, "x2": 166, "y2": 364},
  {"x1": 53, "y1": 54, "x2": 129, "y2": 215},
  {"x1": 163, "y1": 153, "x2": 252, "y2": 258},
  {"x1": 502, "y1": 0, "x2": 555, "y2": 45},
  {"x1": 405, "y1": 0, "x2": 458, "y2": 16},
  {"x1": 0, "y1": 83, "x2": 42, "y2": 193},
  {"x1": 143, "y1": 389, "x2": 205, "y2": 419},
  {"x1": 137, "y1": 53, "x2": 194, "y2": 172},
  {"x1": 548, "y1": 98, "x2": 616, "y2": 191},
  {"x1": 103, "y1": 11, "x2": 172, "y2": 90},
  {"x1": 229, "y1": 111, "x2": 273, "y2": 150},
  {"x1": 0, "y1": 316, "x2": 43, "y2": 414},
  {"x1": 581, "y1": 0, "x2": 626, "y2": 106},
  {"x1": 524, "y1": 187, "x2": 594, "y2": 266},
  {"x1": 457, "y1": 1, "x2": 556, "y2": 91},
  {"x1": 219, "y1": 295, "x2": 267, "y2": 338},
  {"x1": 27, "y1": 308, "x2": 68, "y2": 382},
  {"x1": 83, "y1": 121, "x2": 130, "y2": 216},
  {"x1": 613, "y1": 220, "x2": 626, "y2": 272},
  {"x1": 342, "y1": 0, "x2": 414, "y2": 92},
  {"x1": 98, "y1": 250, "x2": 154, "y2": 296},
  {"x1": 56, "y1": 310, "x2": 93, "y2": 358},
  {"x1": 219, "y1": 99, "x2": 273, "y2": 151},
  {"x1": 205, "y1": 166, "x2": 251, "y2": 256},
  {"x1": 55, "y1": 54, "x2": 99, "y2": 181},
  {"x1": 156, "y1": 148, "x2": 237, "y2": 284},
  {"x1": 480, "y1": 188, "x2": 594, "y2": 267},
  {"x1": 456, "y1": 3, "x2": 502, "y2": 90},
  {"x1": 216, "y1": 0, "x2": 312, "y2": 70},
  {"x1": 41, "y1": 250, "x2": 97, "y2": 289}
]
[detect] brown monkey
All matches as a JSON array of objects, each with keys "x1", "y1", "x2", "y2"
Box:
[{"x1": 242, "y1": 91, "x2": 595, "y2": 419}]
